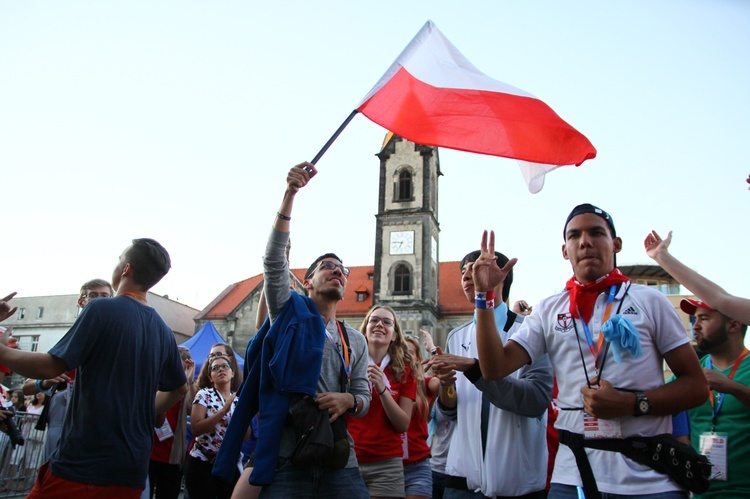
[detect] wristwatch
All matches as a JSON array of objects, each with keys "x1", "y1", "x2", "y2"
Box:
[
  {"x1": 347, "y1": 393, "x2": 359, "y2": 415},
  {"x1": 634, "y1": 391, "x2": 650, "y2": 417}
]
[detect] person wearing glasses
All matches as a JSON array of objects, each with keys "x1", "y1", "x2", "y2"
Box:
[
  {"x1": 214, "y1": 162, "x2": 370, "y2": 497},
  {"x1": 185, "y1": 355, "x2": 239, "y2": 499},
  {"x1": 202, "y1": 343, "x2": 242, "y2": 392},
  {"x1": 347, "y1": 305, "x2": 416, "y2": 498},
  {"x1": 76, "y1": 279, "x2": 114, "y2": 310}
]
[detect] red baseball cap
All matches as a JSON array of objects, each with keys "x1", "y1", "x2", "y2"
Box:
[{"x1": 680, "y1": 298, "x2": 714, "y2": 315}]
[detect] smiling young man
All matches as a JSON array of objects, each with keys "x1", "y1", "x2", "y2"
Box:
[
  {"x1": 678, "y1": 298, "x2": 750, "y2": 498},
  {"x1": 215, "y1": 162, "x2": 370, "y2": 497},
  {"x1": 471, "y1": 204, "x2": 708, "y2": 498}
]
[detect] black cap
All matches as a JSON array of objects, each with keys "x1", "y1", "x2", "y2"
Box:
[{"x1": 563, "y1": 203, "x2": 616, "y2": 239}]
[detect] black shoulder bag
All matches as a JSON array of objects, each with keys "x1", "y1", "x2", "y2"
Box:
[{"x1": 288, "y1": 321, "x2": 352, "y2": 469}]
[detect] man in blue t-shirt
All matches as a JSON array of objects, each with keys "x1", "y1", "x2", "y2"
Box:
[{"x1": 0, "y1": 238, "x2": 187, "y2": 498}]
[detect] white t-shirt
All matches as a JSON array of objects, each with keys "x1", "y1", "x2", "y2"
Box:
[{"x1": 511, "y1": 283, "x2": 689, "y2": 495}]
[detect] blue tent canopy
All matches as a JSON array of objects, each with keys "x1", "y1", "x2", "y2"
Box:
[{"x1": 179, "y1": 321, "x2": 244, "y2": 379}]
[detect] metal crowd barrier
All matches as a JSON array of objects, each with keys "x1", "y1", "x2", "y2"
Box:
[{"x1": 0, "y1": 412, "x2": 46, "y2": 497}]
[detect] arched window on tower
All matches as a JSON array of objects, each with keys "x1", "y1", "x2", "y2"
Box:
[
  {"x1": 394, "y1": 264, "x2": 411, "y2": 295},
  {"x1": 396, "y1": 170, "x2": 413, "y2": 201}
]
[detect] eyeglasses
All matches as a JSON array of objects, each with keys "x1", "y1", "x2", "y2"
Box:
[
  {"x1": 207, "y1": 352, "x2": 229, "y2": 359},
  {"x1": 312, "y1": 260, "x2": 350, "y2": 277},
  {"x1": 368, "y1": 316, "x2": 395, "y2": 327},
  {"x1": 211, "y1": 363, "x2": 231, "y2": 373},
  {"x1": 84, "y1": 291, "x2": 111, "y2": 299}
]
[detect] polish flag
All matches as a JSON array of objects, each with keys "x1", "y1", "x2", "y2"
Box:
[{"x1": 357, "y1": 21, "x2": 596, "y2": 193}]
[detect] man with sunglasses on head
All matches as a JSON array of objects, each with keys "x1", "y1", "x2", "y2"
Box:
[{"x1": 215, "y1": 162, "x2": 370, "y2": 497}]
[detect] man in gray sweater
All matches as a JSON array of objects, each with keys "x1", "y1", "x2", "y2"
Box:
[{"x1": 258, "y1": 161, "x2": 371, "y2": 497}]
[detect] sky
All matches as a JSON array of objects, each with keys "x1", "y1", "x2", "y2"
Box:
[{"x1": 2, "y1": 1, "x2": 749, "y2": 313}]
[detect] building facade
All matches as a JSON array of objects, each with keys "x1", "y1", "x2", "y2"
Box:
[{"x1": 196, "y1": 136, "x2": 697, "y2": 356}]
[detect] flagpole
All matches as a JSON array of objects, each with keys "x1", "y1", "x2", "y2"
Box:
[{"x1": 310, "y1": 110, "x2": 359, "y2": 165}]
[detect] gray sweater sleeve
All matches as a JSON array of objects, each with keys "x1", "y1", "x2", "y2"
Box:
[
  {"x1": 263, "y1": 228, "x2": 291, "y2": 321},
  {"x1": 467, "y1": 354, "x2": 553, "y2": 418}
]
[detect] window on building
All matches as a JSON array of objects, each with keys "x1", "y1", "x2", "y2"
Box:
[
  {"x1": 37, "y1": 307, "x2": 44, "y2": 319},
  {"x1": 357, "y1": 292, "x2": 366, "y2": 302},
  {"x1": 396, "y1": 170, "x2": 412, "y2": 201},
  {"x1": 367, "y1": 272, "x2": 374, "y2": 280},
  {"x1": 18, "y1": 308, "x2": 25, "y2": 319},
  {"x1": 14, "y1": 335, "x2": 39, "y2": 352},
  {"x1": 394, "y1": 264, "x2": 411, "y2": 294}
]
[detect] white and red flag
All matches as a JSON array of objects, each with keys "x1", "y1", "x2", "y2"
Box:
[{"x1": 356, "y1": 20, "x2": 596, "y2": 192}]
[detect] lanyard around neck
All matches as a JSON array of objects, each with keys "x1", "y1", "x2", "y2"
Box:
[
  {"x1": 576, "y1": 285, "x2": 617, "y2": 370},
  {"x1": 707, "y1": 347, "x2": 748, "y2": 429},
  {"x1": 335, "y1": 321, "x2": 351, "y2": 380}
]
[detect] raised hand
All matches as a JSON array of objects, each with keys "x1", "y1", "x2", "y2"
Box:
[
  {"x1": 0, "y1": 292, "x2": 17, "y2": 323},
  {"x1": 644, "y1": 230, "x2": 672, "y2": 261},
  {"x1": 419, "y1": 328, "x2": 436, "y2": 353},
  {"x1": 287, "y1": 162, "x2": 317, "y2": 195},
  {"x1": 512, "y1": 300, "x2": 533, "y2": 316},
  {"x1": 471, "y1": 230, "x2": 517, "y2": 293}
]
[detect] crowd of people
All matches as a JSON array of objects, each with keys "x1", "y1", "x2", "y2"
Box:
[{"x1": 0, "y1": 163, "x2": 748, "y2": 499}]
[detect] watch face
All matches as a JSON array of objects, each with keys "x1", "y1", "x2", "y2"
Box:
[
  {"x1": 639, "y1": 400, "x2": 650, "y2": 414},
  {"x1": 389, "y1": 231, "x2": 414, "y2": 255}
]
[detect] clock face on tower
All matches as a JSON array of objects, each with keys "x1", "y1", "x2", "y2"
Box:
[{"x1": 389, "y1": 230, "x2": 415, "y2": 255}]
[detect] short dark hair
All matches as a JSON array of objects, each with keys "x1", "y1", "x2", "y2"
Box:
[
  {"x1": 125, "y1": 238, "x2": 171, "y2": 289},
  {"x1": 460, "y1": 250, "x2": 513, "y2": 303},
  {"x1": 305, "y1": 253, "x2": 343, "y2": 280}
]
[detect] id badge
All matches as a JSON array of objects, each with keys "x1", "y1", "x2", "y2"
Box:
[
  {"x1": 699, "y1": 432, "x2": 728, "y2": 481},
  {"x1": 401, "y1": 432, "x2": 409, "y2": 459},
  {"x1": 155, "y1": 419, "x2": 174, "y2": 442},
  {"x1": 583, "y1": 412, "x2": 622, "y2": 439}
]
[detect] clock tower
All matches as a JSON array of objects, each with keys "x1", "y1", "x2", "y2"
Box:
[{"x1": 373, "y1": 134, "x2": 442, "y2": 335}]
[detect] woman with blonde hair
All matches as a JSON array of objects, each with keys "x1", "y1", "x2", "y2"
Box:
[{"x1": 348, "y1": 305, "x2": 417, "y2": 498}]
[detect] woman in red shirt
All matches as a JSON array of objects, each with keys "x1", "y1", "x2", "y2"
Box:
[
  {"x1": 348, "y1": 305, "x2": 416, "y2": 498},
  {"x1": 403, "y1": 335, "x2": 440, "y2": 499}
]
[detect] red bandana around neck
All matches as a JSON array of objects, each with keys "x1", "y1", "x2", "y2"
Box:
[{"x1": 565, "y1": 269, "x2": 630, "y2": 323}]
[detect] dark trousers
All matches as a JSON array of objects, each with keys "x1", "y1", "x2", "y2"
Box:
[
  {"x1": 148, "y1": 460, "x2": 182, "y2": 499},
  {"x1": 184, "y1": 455, "x2": 237, "y2": 499}
]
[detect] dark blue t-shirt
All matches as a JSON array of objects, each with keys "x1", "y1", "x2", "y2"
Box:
[{"x1": 48, "y1": 296, "x2": 186, "y2": 489}]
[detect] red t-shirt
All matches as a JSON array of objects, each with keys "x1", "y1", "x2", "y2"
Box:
[
  {"x1": 348, "y1": 364, "x2": 417, "y2": 464},
  {"x1": 403, "y1": 376, "x2": 434, "y2": 464},
  {"x1": 150, "y1": 399, "x2": 182, "y2": 463}
]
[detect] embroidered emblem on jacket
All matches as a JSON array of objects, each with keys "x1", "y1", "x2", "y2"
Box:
[{"x1": 555, "y1": 313, "x2": 574, "y2": 333}]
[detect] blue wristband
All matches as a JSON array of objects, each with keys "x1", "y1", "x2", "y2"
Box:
[{"x1": 35, "y1": 379, "x2": 50, "y2": 395}]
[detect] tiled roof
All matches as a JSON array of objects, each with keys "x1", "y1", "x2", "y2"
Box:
[
  {"x1": 197, "y1": 262, "x2": 474, "y2": 320},
  {"x1": 437, "y1": 261, "x2": 473, "y2": 314},
  {"x1": 195, "y1": 274, "x2": 263, "y2": 320}
]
